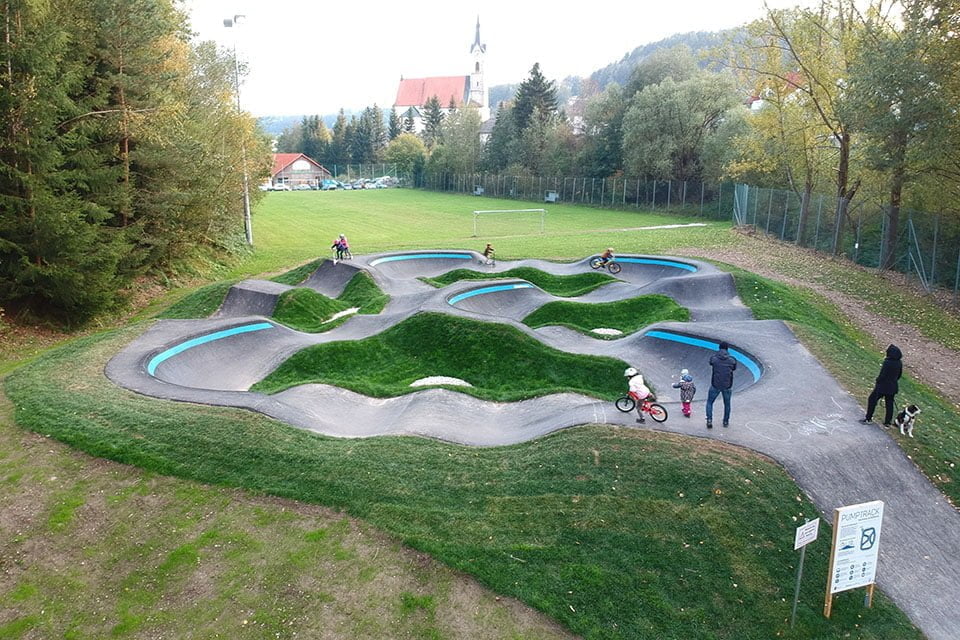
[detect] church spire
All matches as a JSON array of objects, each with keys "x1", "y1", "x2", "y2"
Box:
[{"x1": 470, "y1": 16, "x2": 485, "y2": 54}]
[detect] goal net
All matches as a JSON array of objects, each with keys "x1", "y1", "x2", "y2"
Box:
[{"x1": 472, "y1": 209, "x2": 546, "y2": 237}]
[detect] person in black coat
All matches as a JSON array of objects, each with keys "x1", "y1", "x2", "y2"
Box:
[
  {"x1": 860, "y1": 344, "x2": 903, "y2": 426},
  {"x1": 706, "y1": 341, "x2": 737, "y2": 429}
]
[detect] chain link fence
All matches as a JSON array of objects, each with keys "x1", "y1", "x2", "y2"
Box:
[{"x1": 412, "y1": 171, "x2": 960, "y2": 302}]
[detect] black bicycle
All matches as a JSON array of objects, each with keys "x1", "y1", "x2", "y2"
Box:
[{"x1": 590, "y1": 257, "x2": 622, "y2": 274}]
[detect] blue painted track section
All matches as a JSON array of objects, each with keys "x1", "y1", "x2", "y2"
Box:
[
  {"x1": 370, "y1": 253, "x2": 473, "y2": 266},
  {"x1": 644, "y1": 330, "x2": 762, "y2": 381},
  {"x1": 615, "y1": 258, "x2": 697, "y2": 272},
  {"x1": 147, "y1": 322, "x2": 274, "y2": 376},
  {"x1": 448, "y1": 283, "x2": 534, "y2": 305}
]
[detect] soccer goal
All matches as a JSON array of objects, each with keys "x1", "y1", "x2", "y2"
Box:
[{"x1": 472, "y1": 209, "x2": 546, "y2": 237}]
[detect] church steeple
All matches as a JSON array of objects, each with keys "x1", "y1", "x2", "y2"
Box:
[
  {"x1": 469, "y1": 18, "x2": 489, "y2": 121},
  {"x1": 470, "y1": 16, "x2": 486, "y2": 55}
]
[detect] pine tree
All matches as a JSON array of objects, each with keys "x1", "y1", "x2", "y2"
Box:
[
  {"x1": 0, "y1": 0, "x2": 126, "y2": 324},
  {"x1": 329, "y1": 109, "x2": 349, "y2": 168},
  {"x1": 480, "y1": 104, "x2": 516, "y2": 172},
  {"x1": 513, "y1": 63, "x2": 558, "y2": 131},
  {"x1": 388, "y1": 108, "x2": 402, "y2": 140},
  {"x1": 422, "y1": 95, "x2": 444, "y2": 148}
]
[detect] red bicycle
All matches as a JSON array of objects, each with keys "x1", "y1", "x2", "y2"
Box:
[{"x1": 615, "y1": 393, "x2": 668, "y2": 422}]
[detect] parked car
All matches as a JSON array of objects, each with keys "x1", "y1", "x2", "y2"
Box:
[
  {"x1": 271, "y1": 183, "x2": 291, "y2": 191},
  {"x1": 320, "y1": 179, "x2": 340, "y2": 191},
  {"x1": 293, "y1": 184, "x2": 312, "y2": 191}
]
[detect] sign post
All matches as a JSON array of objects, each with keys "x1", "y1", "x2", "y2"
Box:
[
  {"x1": 791, "y1": 518, "x2": 820, "y2": 628},
  {"x1": 823, "y1": 501, "x2": 884, "y2": 618}
]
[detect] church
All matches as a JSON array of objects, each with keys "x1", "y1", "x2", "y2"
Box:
[{"x1": 393, "y1": 19, "x2": 491, "y2": 134}]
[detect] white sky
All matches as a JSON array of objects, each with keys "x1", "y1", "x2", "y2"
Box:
[{"x1": 184, "y1": 0, "x2": 812, "y2": 117}]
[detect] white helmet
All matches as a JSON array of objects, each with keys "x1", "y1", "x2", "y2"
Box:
[
  {"x1": 680, "y1": 368, "x2": 689, "y2": 376},
  {"x1": 624, "y1": 367, "x2": 638, "y2": 377}
]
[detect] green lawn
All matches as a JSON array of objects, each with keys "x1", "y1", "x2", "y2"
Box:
[
  {"x1": 235, "y1": 190, "x2": 738, "y2": 278},
  {"x1": 522, "y1": 295, "x2": 690, "y2": 338},
  {"x1": 423, "y1": 267, "x2": 616, "y2": 297}
]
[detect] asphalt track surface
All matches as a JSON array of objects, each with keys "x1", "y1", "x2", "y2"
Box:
[{"x1": 106, "y1": 251, "x2": 960, "y2": 639}]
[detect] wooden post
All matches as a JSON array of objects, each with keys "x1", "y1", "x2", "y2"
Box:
[
  {"x1": 823, "y1": 508, "x2": 841, "y2": 618},
  {"x1": 865, "y1": 583, "x2": 875, "y2": 608}
]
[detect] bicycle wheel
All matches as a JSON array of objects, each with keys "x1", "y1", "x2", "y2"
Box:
[
  {"x1": 607, "y1": 262, "x2": 622, "y2": 274},
  {"x1": 615, "y1": 395, "x2": 636, "y2": 413},
  {"x1": 648, "y1": 403, "x2": 668, "y2": 423},
  {"x1": 590, "y1": 258, "x2": 603, "y2": 270}
]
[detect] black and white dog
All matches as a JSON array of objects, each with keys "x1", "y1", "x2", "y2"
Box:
[{"x1": 893, "y1": 404, "x2": 921, "y2": 438}]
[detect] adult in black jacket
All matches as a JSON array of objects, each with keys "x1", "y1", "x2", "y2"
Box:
[
  {"x1": 706, "y1": 341, "x2": 737, "y2": 429},
  {"x1": 860, "y1": 344, "x2": 903, "y2": 426}
]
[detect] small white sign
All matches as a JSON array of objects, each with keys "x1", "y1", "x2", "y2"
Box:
[
  {"x1": 794, "y1": 518, "x2": 821, "y2": 550},
  {"x1": 829, "y1": 501, "x2": 884, "y2": 594}
]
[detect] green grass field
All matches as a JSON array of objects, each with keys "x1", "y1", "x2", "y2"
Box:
[
  {"x1": 233, "y1": 190, "x2": 737, "y2": 278},
  {"x1": 4, "y1": 188, "x2": 953, "y2": 639}
]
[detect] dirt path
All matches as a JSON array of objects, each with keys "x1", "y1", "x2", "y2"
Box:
[{"x1": 674, "y1": 244, "x2": 960, "y2": 408}]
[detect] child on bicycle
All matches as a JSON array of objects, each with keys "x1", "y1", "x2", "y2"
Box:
[
  {"x1": 624, "y1": 367, "x2": 653, "y2": 423},
  {"x1": 598, "y1": 247, "x2": 615, "y2": 266},
  {"x1": 672, "y1": 368, "x2": 696, "y2": 418},
  {"x1": 482, "y1": 243, "x2": 495, "y2": 265},
  {"x1": 331, "y1": 234, "x2": 349, "y2": 261}
]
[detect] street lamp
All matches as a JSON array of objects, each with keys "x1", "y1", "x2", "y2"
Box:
[{"x1": 223, "y1": 14, "x2": 254, "y2": 246}]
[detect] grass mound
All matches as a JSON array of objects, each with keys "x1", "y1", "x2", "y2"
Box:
[
  {"x1": 157, "y1": 281, "x2": 237, "y2": 319},
  {"x1": 273, "y1": 271, "x2": 388, "y2": 333},
  {"x1": 252, "y1": 312, "x2": 628, "y2": 399},
  {"x1": 270, "y1": 258, "x2": 323, "y2": 285},
  {"x1": 423, "y1": 267, "x2": 615, "y2": 297},
  {"x1": 4, "y1": 327, "x2": 920, "y2": 639},
  {"x1": 523, "y1": 294, "x2": 689, "y2": 338}
]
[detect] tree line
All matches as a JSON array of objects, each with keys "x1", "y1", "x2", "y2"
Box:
[{"x1": 0, "y1": 0, "x2": 270, "y2": 326}]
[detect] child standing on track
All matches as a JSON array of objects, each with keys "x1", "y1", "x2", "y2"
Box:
[
  {"x1": 672, "y1": 369, "x2": 696, "y2": 418},
  {"x1": 624, "y1": 367, "x2": 652, "y2": 424}
]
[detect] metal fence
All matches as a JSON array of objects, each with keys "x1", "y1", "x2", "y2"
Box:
[
  {"x1": 325, "y1": 163, "x2": 399, "y2": 181},
  {"x1": 412, "y1": 172, "x2": 737, "y2": 219},
  {"x1": 412, "y1": 171, "x2": 960, "y2": 302},
  {"x1": 733, "y1": 184, "x2": 960, "y2": 299}
]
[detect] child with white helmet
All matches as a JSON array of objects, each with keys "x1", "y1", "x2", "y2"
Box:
[
  {"x1": 624, "y1": 367, "x2": 652, "y2": 423},
  {"x1": 672, "y1": 368, "x2": 697, "y2": 418}
]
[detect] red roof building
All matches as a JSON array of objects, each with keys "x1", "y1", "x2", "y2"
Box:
[
  {"x1": 269, "y1": 153, "x2": 331, "y2": 188},
  {"x1": 395, "y1": 76, "x2": 470, "y2": 109}
]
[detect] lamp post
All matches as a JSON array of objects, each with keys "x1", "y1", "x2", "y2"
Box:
[{"x1": 223, "y1": 14, "x2": 254, "y2": 246}]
